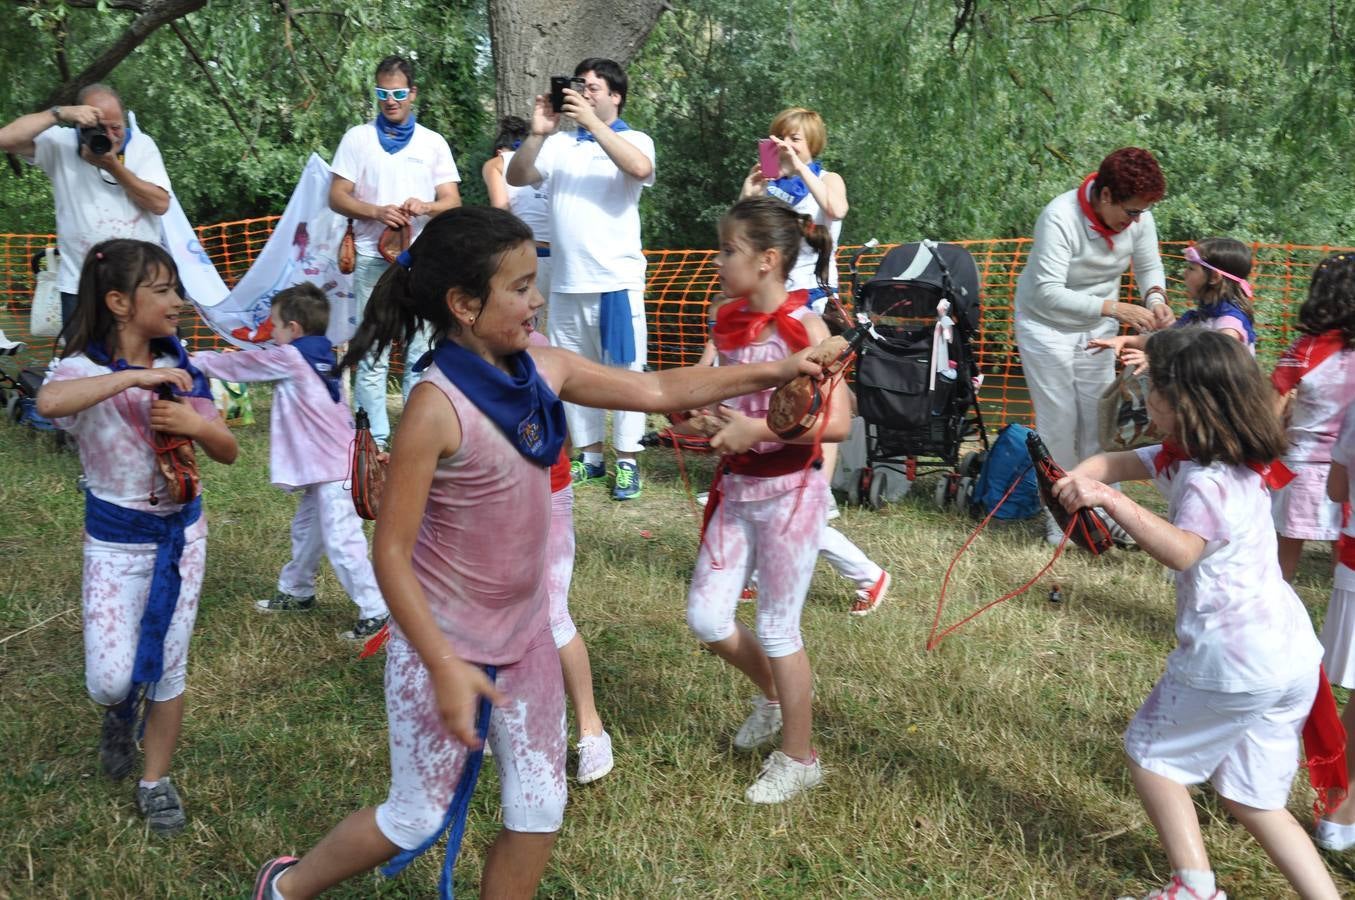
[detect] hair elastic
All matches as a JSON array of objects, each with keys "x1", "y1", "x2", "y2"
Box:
[{"x1": 395, "y1": 250, "x2": 413, "y2": 270}]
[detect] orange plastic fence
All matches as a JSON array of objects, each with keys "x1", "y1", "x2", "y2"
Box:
[{"x1": 3, "y1": 218, "x2": 1351, "y2": 428}]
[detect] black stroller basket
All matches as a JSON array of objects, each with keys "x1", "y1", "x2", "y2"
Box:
[{"x1": 844, "y1": 241, "x2": 988, "y2": 507}]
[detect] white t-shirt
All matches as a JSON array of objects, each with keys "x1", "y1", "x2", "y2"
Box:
[
  {"x1": 532, "y1": 127, "x2": 655, "y2": 293},
  {"x1": 330, "y1": 121, "x2": 461, "y2": 257},
  {"x1": 501, "y1": 150, "x2": 551, "y2": 243},
  {"x1": 1014, "y1": 185, "x2": 1166, "y2": 332},
  {"x1": 1134, "y1": 444, "x2": 1323, "y2": 691},
  {"x1": 28, "y1": 127, "x2": 173, "y2": 294},
  {"x1": 1272, "y1": 337, "x2": 1355, "y2": 464},
  {"x1": 1332, "y1": 408, "x2": 1355, "y2": 589},
  {"x1": 46, "y1": 352, "x2": 218, "y2": 525},
  {"x1": 783, "y1": 174, "x2": 843, "y2": 293}
]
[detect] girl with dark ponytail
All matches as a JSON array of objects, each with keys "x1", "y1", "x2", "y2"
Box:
[{"x1": 254, "y1": 205, "x2": 819, "y2": 899}]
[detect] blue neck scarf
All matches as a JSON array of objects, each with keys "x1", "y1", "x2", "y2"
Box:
[
  {"x1": 765, "y1": 160, "x2": 823, "y2": 208},
  {"x1": 1176, "y1": 299, "x2": 1257, "y2": 345},
  {"x1": 382, "y1": 665, "x2": 496, "y2": 900},
  {"x1": 415, "y1": 340, "x2": 566, "y2": 466},
  {"x1": 87, "y1": 335, "x2": 213, "y2": 400},
  {"x1": 290, "y1": 335, "x2": 342, "y2": 403},
  {"x1": 84, "y1": 491, "x2": 202, "y2": 727},
  {"x1": 376, "y1": 113, "x2": 416, "y2": 154},
  {"x1": 577, "y1": 117, "x2": 631, "y2": 143}
]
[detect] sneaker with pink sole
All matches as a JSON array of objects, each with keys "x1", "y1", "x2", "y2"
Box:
[
  {"x1": 850, "y1": 571, "x2": 890, "y2": 617},
  {"x1": 1116, "y1": 876, "x2": 1226, "y2": 900}
]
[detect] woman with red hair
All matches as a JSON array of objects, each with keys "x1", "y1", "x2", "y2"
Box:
[{"x1": 1015, "y1": 147, "x2": 1171, "y2": 545}]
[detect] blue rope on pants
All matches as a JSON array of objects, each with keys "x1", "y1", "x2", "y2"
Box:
[{"x1": 381, "y1": 664, "x2": 497, "y2": 899}]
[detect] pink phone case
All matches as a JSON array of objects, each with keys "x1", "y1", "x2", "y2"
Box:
[{"x1": 758, "y1": 139, "x2": 780, "y2": 179}]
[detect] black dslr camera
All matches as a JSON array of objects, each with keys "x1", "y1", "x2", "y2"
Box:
[{"x1": 78, "y1": 124, "x2": 113, "y2": 156}]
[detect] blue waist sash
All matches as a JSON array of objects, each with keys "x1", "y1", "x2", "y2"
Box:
[{"x1": 84, "y1": 491, "x2": 202, "y2": 690}]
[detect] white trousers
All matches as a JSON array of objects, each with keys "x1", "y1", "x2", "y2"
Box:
[
  {"x1": 547, "y1": 290, "x2": 648, "y2": 454},
  {"x1": 277, "y1": 481, "x2": 387, "y2": 619},
  {"x1": 545, "y1": 486, "x2": 578, "y2": 649},
  {"x1": 1014, "y1": 314, "x2": 1119, "y2": 471}
]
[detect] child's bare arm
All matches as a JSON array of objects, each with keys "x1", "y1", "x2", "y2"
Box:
[{"x1": 38, "y1": 368, "x2": 192, "y2": 419}]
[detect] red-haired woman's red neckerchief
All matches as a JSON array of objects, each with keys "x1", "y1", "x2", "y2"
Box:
[
  {"x1": 1076, "y1": 173, "x2": 1119, "y2": 250},
  {"x1": 711, "y1": 292, "x2": 812, "y2": 354},
  {"x1": 1152, "y1": 440, "x2": 1295, "y2": 490},
  {"x1": 1271, "y1": 329, "x2": 1347, "y2": 394}
]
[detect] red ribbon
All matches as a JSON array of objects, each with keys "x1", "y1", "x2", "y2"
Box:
[
  {"x1": 1305, "y1": 666, "x2": 1349, "y2": 818},
  {"x1": 711, "y1": 292, "x2": 812, "y2": 354},
  {"x1": 1153, "y1": 440, "x2": 1295, "y2": 490},
  {"x1": 1076, "y1": 173, "x2": 1120, "y2": 250}
]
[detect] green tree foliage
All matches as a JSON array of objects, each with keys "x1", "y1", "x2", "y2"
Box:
[
  {"x1": 2, "y1": 0, "x2": 1352, "y2": 249},
  {"x1": 1, "y1": 0, "x2": 491, "y2": 231},
  {"x1": 628, "y1": 0, "x2": 1355, "y2": 247}
]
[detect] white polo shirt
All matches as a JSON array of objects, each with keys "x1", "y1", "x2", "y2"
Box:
[
  {"x1": 29, "y1": 126, "x2": 173, "y2": 294},
  {"x1": 533, "y1": 127, "x2": 655, "y2": 293},
  {"x1": 330, "y1": 121, "x2": 461, "y2": 257}
]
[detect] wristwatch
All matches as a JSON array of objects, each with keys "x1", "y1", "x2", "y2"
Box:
[{"x1": 50, "y1": 106, "x2": 62, "y2": 125}]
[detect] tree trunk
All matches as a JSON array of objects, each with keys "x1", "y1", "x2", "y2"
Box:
[{"x1": 489, "y1": 0, "x2": 669, "y2": 120}]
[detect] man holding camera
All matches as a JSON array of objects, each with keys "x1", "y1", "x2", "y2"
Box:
[
  {"x1": 0, "y1": 84, "x2": 171, "y2": 328},
  {"x1": 507, "y1": 58, "x2": 655, "y2": 501},
  {"x1": 329, "y1": 54, "x2": 462, "y2": 449}
]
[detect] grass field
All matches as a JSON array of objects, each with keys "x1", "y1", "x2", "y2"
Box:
[{"x1": 2, "y1": 387, "x2": 1354, "y2": 899}]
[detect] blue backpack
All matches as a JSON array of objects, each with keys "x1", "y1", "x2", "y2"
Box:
[{"x1": 972, "y1": 423, "x2": 1042, "y2": 519}]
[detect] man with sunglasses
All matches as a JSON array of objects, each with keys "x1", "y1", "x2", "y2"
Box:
[
  {"x1": 329, "y1": 54, "x2": 462, "y2": 448},
  {"x1": 0, "y1": 83, "x2": 172, "y2": 330}
]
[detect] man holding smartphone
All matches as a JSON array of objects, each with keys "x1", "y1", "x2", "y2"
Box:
[
  {"x1": 0, "y1": 83, "x2": 172, "y2": 329},
  {"x1": 506, "y1": 57, "x2": 656, "y2": 501},
  {"x1": 329, "y1": 54, "x2": 462, "y2": 448}
]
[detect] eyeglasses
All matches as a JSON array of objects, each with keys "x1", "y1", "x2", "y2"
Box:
[
  {"x1": 1121, "y1": 203, "x2": 1152, "y2": 218},
  {"x1": 1184, "y1": 245, "x2": 1253, "y2": 299},
  {"x1": 374, "y1": 87, "x2": 412, "y2": 102}
]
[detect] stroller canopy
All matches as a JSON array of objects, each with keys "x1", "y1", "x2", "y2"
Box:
[{"x1": 861, "y1": 241, "x2": 981, "y2": 334}]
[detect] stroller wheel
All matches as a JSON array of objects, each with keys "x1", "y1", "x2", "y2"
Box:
[
  {"x1": 868, "y1": 469, "x2": 890, "y2": 510},
  {"x1": 959, "y1": 450, "x2": 984, "y2": 479},
  {"x1": 957, "y1": 475, "x2": 975, "y2": 516},
  {"x1": 847, "y1": 469, "x2": 863, "y2": 506},
  {"x1": 932, "y1": 474, "x2": 950, "y2": 508},
  {"x1": 6, "y1": 393, "x2": 20, "y2": 424}
]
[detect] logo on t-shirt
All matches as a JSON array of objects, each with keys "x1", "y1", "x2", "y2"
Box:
[{"x1": 518, "y1": 416, "x2": 543, "y2": 454}]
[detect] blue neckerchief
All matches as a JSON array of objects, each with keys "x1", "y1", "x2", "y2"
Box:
[
  {"x1": 510, "y1": 139, "x2": 522, "y2": 150},
  {"x1": 381, "y1": 665, "x2": 496, "y2": 900},
  {"x1": 414, "y1": 340, "x2": 566, "y2": 466},
  {"x1": 375, "y1": 113, "x2": 416, "y2": 154},
  {"x1": 1176, "y1": 299, "x2": 1257, "y2": 345},
  {"x1": 84, "y1": 491, "x2": 202, "y2": 729},
  {"x1": 576, "y1": 117, "x2": 631, "y2": 143},
  {"x1": 87, "y1": 336, "x2": 213, "y2": 400},
  {"x1": 598, "y1": 290, "x2": 636, "y2": 366},
  {"x1": 765, "y1": 160, "x2": 824, "y2": 208},
  {"x1": 290, "y1": 335, "x2": 342, "y2": 403}
]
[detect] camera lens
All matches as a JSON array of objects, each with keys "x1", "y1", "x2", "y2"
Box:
[{"x1": 79, "y1": 126, "x2": 112, "y2": 155}]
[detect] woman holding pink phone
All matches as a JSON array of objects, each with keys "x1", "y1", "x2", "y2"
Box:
[{"x1": 740, "y1": 107, "x2": 848, "y2": 314}]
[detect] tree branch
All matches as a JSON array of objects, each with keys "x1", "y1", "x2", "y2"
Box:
[
  {"x1": 168, "y1": 21, "x2": 257, "y2": 159},
  {"x1": 39, "y1": 0, "x2": 209, "y2": 108}
]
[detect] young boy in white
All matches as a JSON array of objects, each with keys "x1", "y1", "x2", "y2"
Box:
[{"x1": 192, "y1": 283, "x2": 388, "y2": 640}]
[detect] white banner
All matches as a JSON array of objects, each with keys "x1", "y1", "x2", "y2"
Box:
[{"x1": 159, "y1": 152, "x2": 356, "y2": 349}]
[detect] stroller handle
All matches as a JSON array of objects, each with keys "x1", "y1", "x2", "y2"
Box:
[{"x1": 847, "y1": 238, "x2": 880, "y2": 304}]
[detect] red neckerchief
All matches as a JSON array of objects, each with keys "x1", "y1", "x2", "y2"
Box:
[
  {"x1": 1076, "y1": 173, "x2": 1120, "y2": 250},
  {"x1": 1271, "y1": 329, "x2": 1347, "y2": 394},
  {"x1": 711, "y1": 292, "x2": 812, "y2": 354},
  {"x1": 1153, "y1": 440, "x2": 1295, "y2": 489}
]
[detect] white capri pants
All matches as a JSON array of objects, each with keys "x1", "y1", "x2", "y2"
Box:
[
  {"x1": 374, "y1": 629, "x2": 568, "y2": 848},
  {"x1": 687, "y1": 474, "x2": 827, "y2": 658},
  {"x1": 277, "y1": 480, "x2": 387, "y2": 619},
  {"x1": 1015, "y1": 313, "x2": 1119, "y2": 471},
  {"x1": 546, "y1": 486, "x2": 579, "y2": 649},
  {"x1": 82, "y1": 521, "x2": 207, "y2": 705},
  {"x1": 547, "y1": 290, "x2": 648, "y2": 453}
]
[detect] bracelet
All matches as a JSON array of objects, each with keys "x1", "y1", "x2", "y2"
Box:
[
  {"x1": 50, "y1": 106, "x2": 62, "y2": 125},
  {"x1": 1144, "y1": 287, "x2": 1167, "y2": 306}
]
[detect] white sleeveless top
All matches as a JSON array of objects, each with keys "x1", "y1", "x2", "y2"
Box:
[
  {"x1": 785, "y1": 175, "x2": 842, "y2": 293},
  {"x1": 502, "y1": 150, "x2": 551, "y2": 243}
]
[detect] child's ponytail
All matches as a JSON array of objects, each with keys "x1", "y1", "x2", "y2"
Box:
[
  {"x1": 339, "y1": 262, "x2": 424, "y2": 372},
  {"x1": 800, "y1": 214, "x2": 834, "y2": 293},
  {"x1": 338, "y1": 207, "x2": 536, "y2": 372}
]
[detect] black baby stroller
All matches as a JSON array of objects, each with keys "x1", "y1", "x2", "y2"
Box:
[{"x1": 845, "y1": 240, "x2": 988, "y2": 508}]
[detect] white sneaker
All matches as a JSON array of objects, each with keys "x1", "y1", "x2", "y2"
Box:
[
  {"x1": 744, "y1": 750, "x2": 823, "y2": 803},
  {"x1": 1043, "y1": 508, "x2": 1065, "y2": 546},
  {"x1": 733, "y1": 696, "x2": 782, "y2": 750},
  {"x1": 1314, "y1": 817, "x2": 1355, "y2": 851},
  {"x1": 1115, "y1": 875, "x2": 1225, "y2": 899},
  {"x1": 576, "y1": 731, "x2": 614, "y2": 784},
  {"x1": 695, "y1": 491, "x2": 710, "y2": 508},
  {"x1": 1099, "y1": 511, "x2": 1136, "y2": 548},
  {"x1": 825, "y1": 495, "x2": 840, "y2": 521}
]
